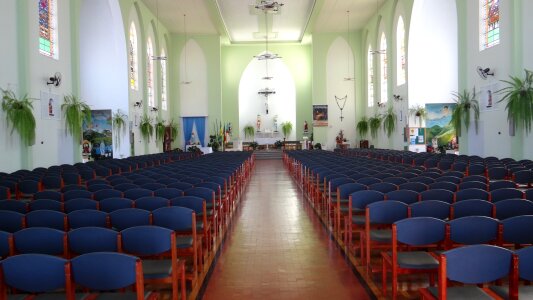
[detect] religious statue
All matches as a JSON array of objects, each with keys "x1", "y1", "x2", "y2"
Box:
[
  {"x1": 304, "y1": 120, "x2": 309, "y2": 133},
  {"x1": 256, "y1": 115, "x2": 261, "y2": 132},
  {"x1": 273, "y1": 115, "x2": 278, "y2": 132}
]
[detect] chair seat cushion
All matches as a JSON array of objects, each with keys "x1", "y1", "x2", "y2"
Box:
[
  {"x1": 428, "y1": 286, "x2": 494, "y2": 299},
  {"x1": 490, "y1": 285, "x2": 533, "y2": 299},
  {"x1": 396, "y1": 252, "x2": 438, "y2": 269},
  {"x1": 175, "y1": 236, "x2": 193, "y2": 248},
  {"x1": 142, "y1": 259, "x2": 172, "y2": 279},
  {"x1": 369, "y1": 229, "x2": 391, "y2": 243},
  {"x1": 351, "y1": 215, "x2": 365, "y2": 225}
]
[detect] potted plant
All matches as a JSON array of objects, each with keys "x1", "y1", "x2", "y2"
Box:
[
  {"x1": 274, "y1": 140, "x2": 283, "y2": 149},
  {"x1": 139, "y1": 114, "x2": 153, "y2": 142},
  {"x1": 249, "y1": 141, "x2": 259, "y2": 150},
  {"x1": 369, "y1": 114, "x2": 382, "y2": 139},
  {"x1": 1, "y1": 89, "x2": 36, "y2": 146},
  {"x1": 168, "y1": 119, "x2": 179, "y2": 142},
  {"x1": 155, "y1": 118, "x2": 166, "y2": 142},
  {"x1": 409, "y1": 105, "x2": 427, "y2": 125},
  {"x1": 112, "y1": 110, "x2": 127, "y2": 147},
  {"x1": 382, "y1": 106, "x2": 397, "y2": 137},
  {"x1": 314, "y1": 143, "x2": 322, "y2": 150},
  {"x1": 498, "y1": 69, "x2": 533, "y2": 134},
  {"x1": 243, "y1": 125, "x2": 255, "y2": 141},
  {"x1": 62, "y1": 95, "x2": 91, "y2": 141},
  {"x1": 281, "y1": 121, "x2": 293, "y2": 140},
  {"x1": 356, "y1": 117, "x2": 369, "y2": 139},
  {"x1": 450, "y1": 88, "x2": 479, "y2": 137}
]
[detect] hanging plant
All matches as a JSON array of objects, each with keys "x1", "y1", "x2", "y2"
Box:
[
  {"x1": 369, "y1": 115, "x2": 382, "y2": 139},
  {"x1": 281, "y1": 121, "x2": 293, "y2": 140},
  {"x1": 409, "y1": 104, "x2": 427, "y2": 125},
  {"x1": 168, "y1": 119, "x2": 179, "y2": 141},
  {"x1": 497, "y1": 69, "x2": 533, "y2": 134},
  {"x1": 243, "y1": 125, "x2": 255, "y2": 141},
  {"x1": 1, "y1": 89, "x2": 36, "y2": 146},
  {"x1": 112, "y1": 110, "x2": 127, "y2": 147},
  {"x1": 450, "y1": 88, "x2": 479, "y2": 137},
  {"x1": 382, "y1": 106, "x2": 397, "y2": 138},
  {"x1": 155, "y1": 118, "x2": 166, "y2": 142},
  {"x1": 356, "y1": 117, "x2": 369, "y2": 139},
  {"x1": 139, "y1": 114, "x2": 153, "y2": 142},
  {"x1": 62, "y1": 95, "x2": 91, "y2": 141}
]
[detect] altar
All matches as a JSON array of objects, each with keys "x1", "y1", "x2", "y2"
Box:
[
  {"x1": 255, "y1": 131, "x2": 282, "y2": 145},
  {"x1": 185, "y1": 145, "x2": 213, "y2": 154}
]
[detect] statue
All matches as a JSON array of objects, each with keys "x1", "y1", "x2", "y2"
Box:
[
  {"x1": 304, "y1": 120, "x2": 308, "y2": 133},
  {"x1": 273, "y1": 115, "x2": 278, "y2": 132},
  {"x1": 256, "y1": 115, "x2": 261, "y2": 132}
]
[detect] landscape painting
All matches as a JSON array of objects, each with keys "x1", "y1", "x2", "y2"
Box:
[{"x1": 82, "y1": 110, "x2": 113, "y2": 160}]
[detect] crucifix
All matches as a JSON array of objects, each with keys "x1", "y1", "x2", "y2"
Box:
[{"x1": 335, "y1": 95, "x2": 347, "y2": 121}]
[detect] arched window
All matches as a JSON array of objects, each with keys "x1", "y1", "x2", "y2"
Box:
[
  {"x1": 147, "y1": 38, "x2": 155, "y2": 107},
  {"x1": 396, "y1": 16, "x2": 406, "y2": 86},
  {"x1": 129, "y1": 22, "x2": 138, "y2": 90},
  {"x1": 161, "y1": 49, "x2": 167, "y2": 111},
  {"x1": 479, "y1": 0, "x2": 499, "y2": 51},
  {"x1": 368, "y1": 45, "x2": 374, "y2": 107},
  {"x1": 39, "y1": 0, "x2": 58, "y2": 59},
  {"x1": 380, "y1": 33, "x2": 388, "y2": 103}
]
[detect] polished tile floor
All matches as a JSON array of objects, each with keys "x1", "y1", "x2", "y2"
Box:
[{"x1": 202, "y1": 160, "x2": 371, "y2": 300}]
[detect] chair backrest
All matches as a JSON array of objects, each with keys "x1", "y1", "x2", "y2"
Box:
[
  {"x1": 382, "y1": 177, "x2": 408, "y2": 185},
  {"x1": 489, "y1": 180, "x2": 517, "y2": 191},
  {"x1": 395, "y1": 217, "x2": 446, "y2": 245},
  {"x1": 409, "y1": 176, "x2": 435, "y2": 185},
  {"x1": 502, "y1": 215, "x2": 533, "y2": 245},
  {"x1": 29, "y1": 199, "x2": 63, "y2": 212},
  {"x1": 114, "y1": 183, "x2": 139, "y2": 192},
  {"x1": 180, "y1": 177, "x2": 203, "y2": 185},
  {"x1": 398, "y1": 182, "x2": 428, "y2": 193},
  {"x1": 134, "y1": 196, "x2": 169, "y2": 211},
  {"x1": 68, "y1": 227, "x2": 118, "y2": 255},
  {"x1": 0, "y1": 254, "x2": 68, "y2": 293},
  {"x1": 167, "y1": 182, "x2": 194, "y2": 191},
  {"x1": 516, "y1": 246, "x2": 533, "y2": 281},
  {"x1": 26, "y1": 210, "x2": 67, "y2": 230},
  {"x1": 100, "y1": 197, "x2": 134, "y2": 213},
  {"x1": 367, "y1": 201, "x2": 408, "y2": 225},
  {"x1": 0, "y1": 230, "x2": 13, "y2": 258},
  {"x1": 152, "y1": 206, "x2": 194, "y2": 231},
  {"x1": 93, "y1": 189, "x2": 123, "y2": 201},
  {"x1": 386, "y1": 190, "x2": 419, "y2": 205},
  {"x1": 527, "y1": 189, "x2": 533, "y2": 201},
  {"x1": 455, "y1": 188, "x2": 490, "y2": 201},
  {"x1": 154, "y1": 188, "x2": 184, "y2": 199},
  {"x1": 462, "y1": 175, "x2": 488, "y2": 183},
  {"x1": 350, "y1": 190, "x2": 385, "y2": 210},
  {"x1": 452, "y1": 199, "x2": 494, "y2": 218},
  {"x1": 68, "y1": 209, "x2": 108, "y2": 229},
  {"x1": 86, "y1": 179, "x2": 109, "y2": 187},
  {"x1": 337, "y1": 183, "x2": 367, "y2": 199},
  {"x1": 0, "y1": 200, "x2": 27, "y2": 213},
  {"x1": 169, "y1": 196, "x2": 205, "y2": 214},
  {"x1": 409, "y1": 200, "x2": 450, "y2": 220},
  {"x1": 124, "y1": 188, "x2": 153, "y2": 200},
  {"x1": 185, "y1": 187, "x2": 215, "y2": 202},
  {"x1": 494, "y1": 199, "x2": 533, "y2": 220},
  {"x1": 41, "y1": 176, "x2": 63, "y2": 190},
  {"x1": 13, "y1": 227, "x2": 66, "y2": 256},
  {"x1": 514, "y1": 170, "x2": 533, "y2": 185},
  {"x1": 435, "y1": 176, "x2": 461, "y2": 184},
  {"x1": 356, "y1": 177, "x2": 382, "y2": 186},
  {"x1": 62, "y1": 173, "x2": 81, "y2": 185},
  {"x1": 448, "y1": 216, "x2": 500, "y2": 245},
  {"x1": 34, "y1": 191, "x2": 62, "y2": 201},
  {"x1": 491, "y1": 188, "x2": 524, "y2": 203},
  {"x1": 140, "y1": 183, "x2": 167, "y2": 191},
  {"x1": 487, "y1": 167, "x2": 507, "y2": 180},
  {"x1": 368, "y1": 182, "x2": 398, "y2": 193},
  {"x1": 18, "y1": 180, "x2": 41, "y2": 194},
  {"x1": 467, "y1": 165, "x2": 486, "y2": 176},
  {"x1": 63, "y1": 190, "x2": 93, "y2": 201},
  {"x1": 121, "y1": 225, "x2": 174, "y2": 256},
  {"x1": 458, "y1": 181, "x2": 487, "y2": 191},
  {"x1": 65, "y1": 198, "x2": 98, "y2": 213},
  {"x1": 420, "y1": 189, "x2": 455, "y2": 203},
  {"x1": 109, "y1": 208, "x2": 151, "y2": 230}
]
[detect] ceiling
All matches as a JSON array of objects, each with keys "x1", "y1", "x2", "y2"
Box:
[{"x1": 141, "y1": 0, "x2": 384, "y2": 43}]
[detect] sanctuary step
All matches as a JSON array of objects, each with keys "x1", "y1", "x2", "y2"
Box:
[{"x1": 253, "y1": 149, "x2": 283, "y2": 160}]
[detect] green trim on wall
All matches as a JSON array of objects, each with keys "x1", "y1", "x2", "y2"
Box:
[{"x1": 510, "y1": 0, "x2": 524, "y2": 159}]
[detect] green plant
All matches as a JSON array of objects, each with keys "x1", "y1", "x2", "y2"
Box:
[
  {"x1": 168, "y1": 119, "x2": 179, "y2": 141},
  {"x1": 356, "y1": 117, "x2": 369, "y2": 139},
  {"x1": 62, "y1": 95, "x2": 91, "y2": 140},
  {"x1": 209, "y1": 119, "x2": 224, "y2": 151},
  {"x1": 450, "y1": 88, "x2": 480, "y2": 137},
  {"x1": 243, "y1": 125, "x2": 255, "y2": 141},
  {"x1": 139, "y1": 114, "x2": 153, "y2": 142},
  {"x1": 155, "y1": 118, "x2": 166, "y2": 142},
  {"x1": 249, "y1": 141, "x2": 259, "y2": 150},
  {"x1": 112, "y1": 110, "x2": 127, "y2": 147},
  {"x1": 1, "y1": 89, "x2": 36, "y2": 146},
  {"x1": 314, "y1": 143, "x2": 322, "y2": 150},
  {"x1": 498, "y1": 69, "x2": 533, "y2": 134},
  {"x1": 281, "y1": 121, "x2": 293, "y2": 139},
  {"x1": 369, "y1": 115, "x2": 382, "y2": 139},
  {"x1": 409, "y1": 104, "x2": 427, "y2": 125},
  {"x1": 274, "y1": 140, "x2": 283, "y2": 149},
  {"x1": 382, "y1": 106, "x2": 397, "y2": 138}
]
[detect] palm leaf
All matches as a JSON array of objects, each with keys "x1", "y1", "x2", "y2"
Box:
[
  {"x1": 112, "y1": 110, "x2": 127, "y2": 147},
  {"x1": 356, "y1": 117, "x2": 369, "y2": 138},
  {"x1": 497, "y1": 69, "x2": 533, "y2": 134},
  {"x1": 62, "y1": 95, "x2": 91, "y2": 140},
  {"x1": 1, "y1": 89, "x2": 36, "y2": 146},
  {"x1": 139, "y1": 114, "x2": 153, "y2": 142},
  {"x1": 369, "y1": 115, "x2": 382, "y2": 139},
  {"x1": 382, "y1": 106, "x2": 397, "y2": 137}
]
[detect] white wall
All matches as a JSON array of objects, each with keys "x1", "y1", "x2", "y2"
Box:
[
  {"x1": 180, "y1": 39, "x2": 208, "y2": 117},
  {"x1": 522, "y1": 0, "x2": 533, "y2": 159},
  {"x1": 128, "y1": 5, "x2": 144, "y2": 157},
  {"x1": 326, "y1": 37, "x2": 356, "y2": 150}
]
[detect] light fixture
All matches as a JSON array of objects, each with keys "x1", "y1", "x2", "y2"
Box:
[
  {"x1": 47, "y1": 72, "x2": 62, "y2": 87},
  {"x1": 393, "y1": 94, "x2": 403, "y2": 101},
  {"x1": 344, "y1": 11, "x2": 354, "y2": 81},
  {"x1": 150, "y1": 106, "x2": 158, "y2": 112},
  {"x1": 181, "y1": 14, "x2": 191, "y2": 84},
  {"x1": 254, "y1": 8, "x2": 282, "y2": 60},
  {"x1": 133, "y1": 100, "x2": 142, "y2": 108},
  {"x1": 255, "y1": 1, "x2": 284, "y2": 13},
  {"x1": 151, "y1": 0, "x2": 166, "y2": 61},
  {"x1": 477, "y1": 66, "x2": 494, "y2": 79}
]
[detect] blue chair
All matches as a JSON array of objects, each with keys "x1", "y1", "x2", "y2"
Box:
[
  {"x1": 447, "y1": 216, "x2": 500, "y2": 247},
  {"x1": 120, "y1": 225, "x2": 186, "y2": 300},
  {"x1": 420, "y1": 189, "x2": 455, "y2": 204},
  {"x1": 0, "y1": 230, "x2": 13, "y2": 259},
  {"x1": 124, "y1": 188, "x2": 154, "y2": 200},
  {"x1": 398, "y1": 182, "x2": 428, "y2": 193},
  {"x1": 513, "y1": 170, "x2": 533, "y2": 187},
  {"x1": 100, "y1": 197, "x2": 133, "y2": 213},
  {"x1": 458, "y1": 181, "x2": 487, "y2": 191},
  {"x1": 135, "y1": 196, "x2": 169, "y2": 211},
  {"x1": 410, "y1": 200, "x2": 450, "y2": 220},
  {"x1": 0, "y1": 254, "x2": 69, "y2": 298},
  {"x1": 114, "y1": 183, "x2": 139, "y2": 192},
  {"x1": 184, "y1": 188, "x2": 218, "y2": 221},
  {"x1": 67, "y1": 227, "x2": 118, "y2": 255},
  {"x1": 0, "y1": 186, "x2": 11, "y2": 200},
  {"x1": 109, "y1": 208, "x2": 151, "y2": 230},
  {"x1": 68, "y1": 209, "x2": 108, "y2": 229},
  {"x1": 141, "y1": 182, "x2": 167, "y2": 191},
  {"x1": 369, "y1": 182, "x2": 398, "y2": 193},
  {"x1": 29, "y1": 199, "x2": 63, "y2": 212},
  {"x1": 63, "y1": 189, "x2": 93, "y2": 201},
  {"x1": 13, "y1": 227, "x2": 66, "y2": 256},
  {"x1": 17, "y1": 180, "x2": 41, "y2": 200},
  {"x1": 70, "y1": 252, "x2": 153, "y2": 299},
  {"x1": 435, "y1": 176, "x2": 461, "y2": 184},
  {"x1": 502, "y1": 215, "x2": 533, "y2": 247},
  {"x1": 382, "y1": 217, "x2": 445, "y2": 299},
  {"x1": 462, "y1": 175, "x2": 488, "y2": 183},
  {"x1": 382, "y1": 177, "x2": 408, "y2": 185},
  {"x1": 61, "y1": 185, "x2": 88, "y2": 193},
  {"x1": 397, "y1": 172, "x2": 418, "y2": 179},
  {"x1": 86, "y1": 179, "x2": 109, "y2": 187},
  {"x1": 452, "y1": 199, "x2": 494, "y2": 218},
  {"x1": 62, "y1": 172, "x2": 81, "y2": 185},
  {"x1": 0, "y1": 200, "x2": 28, "y2": 213},
  {"x1": 0, "y1": 211, "x2": 25, "y2": 233},
  {"x1": 41, "y1": 176, "x2": 63, "y2": 191},
  {"x1": 489, "y1": 180, "x2": 517, "y2": 191},
  {"x1": 154, "y1": 188, "x2": 184, "y2": 200},
  {"x1": 487, "y1": 167, "x2": 508, "y2": 180},
  {"x1": 419, "y1": 245, "x2": 517, "y2": 300},
  {"x1": 386, "y1": 190, "x2": 419, "y2": 205},
  {"x1": 180, "y1": 177, "x2": 203, "y2": 186},
  {"x1": 467, "y1": 164, "x2": 486, "y2": 176},
  {"x1": 168, "y1": 182, "x2": 194, "y2": 191},
  {"x1": 409, "y1": 176, "x2": 435, "y2": 185},
  {"x1": 87, "y1": 184, "x2": 113, "y2": 193},
  {"x1": 65, "y1": 198, "x2": 98, "y2": 213},
  {"x1": 455, "y1": 188, "x2": 490, "y2": 202},
  {"x1": 170, "y1": 196, "x2": 212, "y2": 253},
  {"x1": 133, "y1": 178, "x2": 157, "y2": 186},
  {"x1": 356, "y1": 177, "x2": 382, "y2": 186},
  {"x1": 494, "y1": 199, "x2": 533, "y2": 220},
  {"x1": 108, "y1": 178, "x2": 132, "y2": 186},
  {"x1": 451, "y1": 161, "x2": 467, "y2": 173},
  {"x1": 33, "y1": 190, "x2": 62, "y2": 201},
  {"x1": 26, "y1": 210, "x2": 67, "y2": 230},
  {"x1": 527, "y1": 189, "x2": 533, "y2": 201},
  {"x1": 156, "y1": 178, "x2": 180, "y2": 186},
  {"x1": 437, "y1": 160, "x2": 453, "y2": 171},
  {"x1": 93, "y1": 189, "x2": 123, "y2": 201},
  {"x1": 490, "y1": 188, "x2": 524, "y2": 203}
]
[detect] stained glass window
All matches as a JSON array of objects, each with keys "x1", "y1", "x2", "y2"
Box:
[
  {"x1": 368, "y1": 46, "x2": 374, "y2": 108},
  {"x1": 161, "y1": 49, "x2": 167, "y2": 111},
  {"x1": 39, "y1": 0, "x2": 58, "y2": 59},
  {"x1": 380, "y1": 33, "x2": 388, "y2": 103},
  {"x1": 396, "y1": 16, "x2": 406, "y2": 86},
  {"x1": 129, "y1": 23, "x2": 138, "y2": 90},
  {"x1": 147, "y1": 38, "x2": 155, "y2": 108},
  {"x1": 479, "y1": 0, "x2": 499, "y2": 51}
]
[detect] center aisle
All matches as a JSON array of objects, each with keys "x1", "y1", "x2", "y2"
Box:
[{"x1": 202, "y1": 160, "x2": 371, "y2": 300}]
